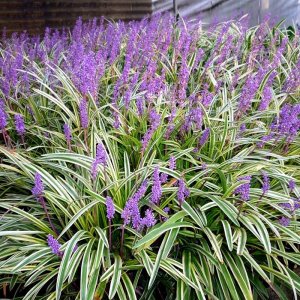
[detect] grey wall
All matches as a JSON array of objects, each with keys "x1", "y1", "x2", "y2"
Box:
[{"x1": 153, "y1": 0, "x2": 300, "y2": 27}]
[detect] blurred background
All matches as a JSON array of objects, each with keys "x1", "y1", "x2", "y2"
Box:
[{"x1": 0, "y1": 0, "x2": 300, "y2": 35}]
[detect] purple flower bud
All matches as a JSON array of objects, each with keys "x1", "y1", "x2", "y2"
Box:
[
  {"x1": 234, "y1": 176, "x2": 251, "y2": 201},
  {"x1": 289, "y1": 179, "x2": 296, "y2": 191},
  {"x1": 151, "y1": 167, "x2": 162, "y2": 205},
  {"x1": 79, "y1": 99, "x2": 88, "y2": 129},
  {"x1": 63, "y1": 123, "x2": 72, "y2": 143},
  {"x1": 113, "y1": 110, "x2": 120, "y2": 129},
  {"x1": 160, "y1": 156, "x2": 176, "y2": 183},
  {"x1": 106, "y1": 196, "x2": 115, "y2": 220},
  {"x1": 141, "y1": 109, "x2": 160, "y2": 152},
  {"x1": 199, "y1": 128, "x2": 210, "y2": 146},
  {"x1": 136, "y1": 98, "x2": 144, "y2": 116},
  {"x1": 240, "y1": 123, "x2": 246, "y2": 132},
  {"x1": 177, "y1": 179, "x2": 190, "y2": 206},
  {"x1": 278, "y1": 217, "x2": 290, "y2": 227},
  {"x1": 14, "y1": 114, "x2": 25, "y2": 136},
  {"x1": 47, "y1": 234, "x2": 62, "y2": 256},
  {"x1": 32, "y1": 173, "x2": 44, "y2": 198},
  {"x1": 162, "y1": 207, "x2": 170, "y2": 221},
  {"x1": 262, "y1": 172, "x2": 270, "y2": 194}
]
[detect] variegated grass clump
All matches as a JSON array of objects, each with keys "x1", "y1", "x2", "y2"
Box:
[{"x1": 0, "y1": 14, "x2": 300, "y2": 300}]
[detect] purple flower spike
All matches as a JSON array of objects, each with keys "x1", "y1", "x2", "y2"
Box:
[
  {"x1": 106, "y1": 196, "x2": 115, "y2": 220},
  {"x1": 14, "y1": 114, "x2": 25, "y2": 136},
  {"x1": 234, "y1": 176, "x2": 251, "y2": 201},
  {"x1": 151, "y1": 167, "x2": 162, "y2": 205},
  {"x1": 288, "y1": 179, "x2": 296, "y2": 191},
  {"x1": 262, "y1": 172, "x2": 270, "y2": 195},
  {"x1": 259, "y1": 86, "x2": 272, "y2": 111},
  {"x1": 79, "y1": 99, "x2": 88, "y2": 129},
  {"x1": 63, "y1": 123, "x2": 72, "y2": 143},
  {"x1": 199, "y1": 128, "x2": 210, "y2": 146},
  {"x1": 141, "y1": 109, "x2": 160, "y2": 152},
  {"x1": 169, "y1": 156, "x2": 176, "y2": 170},
  {"x1": 121, "y1": 180, "x2": 148, "y2": 229},
  {"x1": 0, "y1": 105, "x2": 8, "y2": 130},
  {"x1": 177, "y1": 179, "x2": 190, "y2": 206},
  {"x1": 47, "y1": 234, "x2": 62, "y2": 256},
  {"x1": 278, "y1": 216, "x2": 290, "y2": 227},
  {"x1": 141, "y1": 209, "x2": 156, "y2": 228},
  {"x1": 32, "y1": 173, "x2": 44, "y2": 198},
  {"x1": 91, "y1": 143, "x2": 107, "y2": 180}
]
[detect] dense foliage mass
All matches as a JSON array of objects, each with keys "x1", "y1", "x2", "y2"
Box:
[{"x1": 0, "y1": 13, "x2": 300, "y2": 299}]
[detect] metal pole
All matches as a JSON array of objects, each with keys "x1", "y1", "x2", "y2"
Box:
[{"x1": 173, "y1": 0, "x2": 178, "y2": 22}]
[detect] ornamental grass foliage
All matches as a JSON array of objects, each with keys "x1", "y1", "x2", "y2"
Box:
[{"x1": 0, "y1": 13, "x2": 300, "y2": 299}]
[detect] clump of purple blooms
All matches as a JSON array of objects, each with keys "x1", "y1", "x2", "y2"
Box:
[{"x1": 234, "y1": 175, "x2": 251, "y2": 201}]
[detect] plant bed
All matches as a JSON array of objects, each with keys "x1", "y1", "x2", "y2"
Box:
[{"x1": 0, "y1": 14, "x2": 300, "y2": 300}]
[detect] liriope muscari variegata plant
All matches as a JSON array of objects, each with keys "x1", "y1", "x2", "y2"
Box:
[{"x1": 0, "y1": 13, "x2": 300, "y2": 300}]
